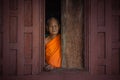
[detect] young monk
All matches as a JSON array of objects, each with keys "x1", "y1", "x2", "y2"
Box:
[{"x1": 44, "y1": 17, "x2": 61, "y2": 71}]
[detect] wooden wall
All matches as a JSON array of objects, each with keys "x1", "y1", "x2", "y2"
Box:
[
  {"x1": 1, "y1": 0, "x2": 45, "y2": 76},
  {"x1": 0, "y1": 0, "x2": 120, "y2": 80},
  {"x1": 89, "y1": 0, "x2": 109, "y2": 74},
  {"x1": 0, "y1": 0, "x2": 3, "y2": 76},
  {"x1": 111, "y1": 0, "x2": 120, "y2": 74},
  {"x1": 89, "y1": 0, "x2": 120, "y2": 75}
]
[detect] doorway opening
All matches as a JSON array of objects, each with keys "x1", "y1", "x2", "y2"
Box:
[
  {"x1": 45, "y1": 0, "x2": 86, "y2": 71},
  {"x1": 45, "y1": 0, "x2": 61, "y2": 71},
  {"x1": 45, "y1": 0, "x2": 61, "y2": 36}
]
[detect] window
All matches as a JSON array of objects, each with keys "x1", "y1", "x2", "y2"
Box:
[{"x1": 45, "y1": 0, "x2": 88, "y2": 71}]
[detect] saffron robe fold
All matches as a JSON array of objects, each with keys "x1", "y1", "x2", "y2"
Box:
[{"x1": 45, "y1": 34, "x2": 61, "y2": 68}]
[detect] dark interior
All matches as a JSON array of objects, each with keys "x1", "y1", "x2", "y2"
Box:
[
  {"x1": 45, "y1": 0, "x2": 61, "y2": 23},
  {"x1": 45, "y1": 0, "x2": 61, "y2": 35}
]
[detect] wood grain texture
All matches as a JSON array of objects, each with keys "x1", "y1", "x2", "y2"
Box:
[
  {"x1": 62, "y1": 0, "x2": 83, "y2": 69},
  {"x1": 111, "y1": 49, "x2": 119, "y2": 74},
  {"x1": 17, "y1": 0, "x2": 24, "y2": 75},
  {"x1": 24, "y1": 0, "x2": 33, "y2": 26},
  {"x1": 97, "y1": 32, "x2": 106, "y2": 59},
  {"x1": 0, "y1": 33, "x2": 3, "y2": 76},
  {"x1": 97, "y1": 0, "x2": 105, "y2": 26},
  {"x1": 0, "y1": 0, "x2": 3, "y2": 26},
  {"x1": 89, "y1": 0, "x2": 98, "y2": 74},
  {"x1": 9, "y1": 16, "x2": 18, "y2": 43},
  {"x1": 0, "y1": 2, "x2": 3, "y2": 73},
  {"x1": 0, "y1": 34, "x2": 3, "y2": 59},
  {"x1": 32, "y1": 0, "x2": 43, "y2": 74},
  {"x1": 24, "y1": 33, "x2": 32, "y2": 59},
  {"x1": 111, "y1": 0, "x2": 120, "y2": 74},
  {"x1": 24, "y1": 64, "x2": 32, "y2": 75},
  {"x1": 3, "y1": 0, "x2": 10, "y2": 75},
  {"x1": 97, "y1": 33, "x2": 106, "y2": 74},
  {"x1": 39, "y1": 0, "x2": 45, "y2": 72},
  {"x1": 9, "y1": 0, "x2": 18, "y2": 10},
  {"x1": 8, "y1": 49, "x2": 17, "y2": 75},
  {"x1": 112, "y1": 0, "x2": 120, "y2": 11},
  {"x1": 24, "y1": 33, "x2": 32, "y2": 75},
  {"x1": 105, "y1": 0, "x2": 112, "y2": 74}
]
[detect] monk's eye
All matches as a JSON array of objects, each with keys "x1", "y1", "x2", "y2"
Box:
[{"x1": 55, "y1": 25, "x2": 58, "y2": 28}]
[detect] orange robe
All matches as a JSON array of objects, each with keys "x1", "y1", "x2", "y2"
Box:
[{"x1": 45, "y1": 34, "x2": 61, "y2": 68}]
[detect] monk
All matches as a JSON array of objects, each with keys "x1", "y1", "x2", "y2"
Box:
[{"x1": 44, "y1": 17, "x2": 61, "y2": 71}]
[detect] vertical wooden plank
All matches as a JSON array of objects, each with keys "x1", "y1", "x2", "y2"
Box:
[
  {"x1": 9, "y1": 0, "x2": 18, "y2": 10},
  {"x1": 24, "y1": 33, "x2": 32, "y2": 59},
  {"x1": 39, "y1": 0, "x2": 45, "y2": 72},
  {"x1": 97, "y1": 32, "x2": 106, "y2": 74},
  {"x1": 17, "y1": 0, "x2": 24, "y2": 75},
  {"x1": 97, "y1": 0, "x2": 105, "y2": 26},
  {"x1": 97, "y1": 32, "x2": 106, "y2": 58},
  {"x1": 24, "y1": 33, "x2": 32, "y2": 75},
  {"x1": 8, "y1": 49, "x2": 17, "y2": 75},
  {"x1": 32, "y1": 0, "x2": 44, "y2": 74},
  {"x1": 0, "y1": 33, "x2": 3, "y2": 76},
  {"x1": 112, "y1": 0, "x2": 120, "y2": 11},
  {"x1": 97, "y1": 65, "x2": 106, "y2": 74},
  {"x1": 3, "y1": 0, "x2": 10, "y2": 75},
  {"x1": 0, "y1": 34, "x2": 3, "y2": 59},
  {"x1": 0, "y1": 1, "x2": 3, "y2": 69},
  {"x1": 0, "y1": 0, "x2": 3, "y2": 26},
  {"x1": 84, "y1": 0, "x2": 90, "y2": 70},
  {"x1": 0, "y1": 64, "x2": 3, "y2": 76},
  {"x1": 89, "y1": 0, "x2": 98, "y2": 74},
  {"x1": 112, "y1": 16, "x2": 119, "y2": 42},
  {"x1": 105, "y1": 0, "x2": 112, "y2": 74},
  {"x1": 9, "y1": 0, "x2": 18, "y2": 76},
  {"x1": 111, "y1": 0, "x2": 120, "y2": 74},
  {"x1": 24, "y1": 0, "x2": 33, "y2": 26},
  {"x1": 24, "y1": 0, "x2": 33, "y2": 75},
  {"x1": 0, "y1": 0, "x2": 3, "y2": 62},
  {"x1": 24, "y1": 64, "x2": 32, "y2": 75},
  {"x1": 9, "y1": 16, "x2": 18, "y2": 43},
  {"x1": 111, "y1": 49, "x2": 119, "y2": 74}
]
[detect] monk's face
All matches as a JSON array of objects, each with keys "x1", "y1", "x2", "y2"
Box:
[{"x1": 48, "y1": 19, "x2": 59, "y2": 35}]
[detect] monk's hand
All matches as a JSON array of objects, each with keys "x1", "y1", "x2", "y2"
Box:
[{"x1": 44, "y1": 64, "x2": 54, "y2": 71}]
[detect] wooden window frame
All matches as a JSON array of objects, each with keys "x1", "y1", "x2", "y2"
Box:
[{"x1": 42, "y1": 0, "x2": 90, "y2": 72}]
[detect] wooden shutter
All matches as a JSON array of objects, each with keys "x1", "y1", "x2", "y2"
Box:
[
  {"x1": 89, "y1": 0, "x2": 107, "y2": 74},
  {"x1": 90, "y1": 0, "x2": 120, "y2": 74},
  {"x1": 89, "y1": 0, "x2": 112, "y2": 74},
  {"x1": 2, "y1": 0, "x2": 45, "y2": 76}
]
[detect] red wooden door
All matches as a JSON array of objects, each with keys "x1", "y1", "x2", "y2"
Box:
[{"x1": 1, "y1": 0, "x2": 45, "y2": 75}]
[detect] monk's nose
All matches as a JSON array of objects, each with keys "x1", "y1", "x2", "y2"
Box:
[{"x1": 52, "y1": 26, "x2": 56, "y2": 31}]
